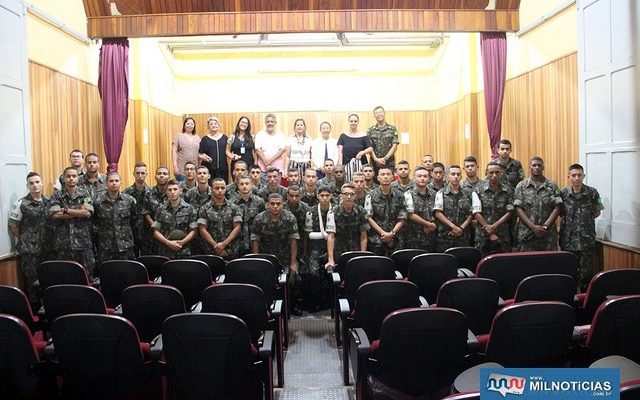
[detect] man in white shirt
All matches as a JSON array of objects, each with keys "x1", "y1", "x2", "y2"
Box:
[
  {"x1": 255, "y1": 113, "x2": 286, "y2": 173},
  {"x1": 311, "y1": 121, "x2": 339, "y2": 179}
]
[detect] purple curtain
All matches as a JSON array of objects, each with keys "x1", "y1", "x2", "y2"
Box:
[
  {"x1": 98, "y1": 38, "x2": 129, "y2": 173},
  {"x1": 480, "y1": 32, "x2": 507, "y2": 158}
]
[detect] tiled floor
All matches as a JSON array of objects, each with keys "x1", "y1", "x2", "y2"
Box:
[{"x1": 275, "y1": 312, "x2": 354, "y2": 400}]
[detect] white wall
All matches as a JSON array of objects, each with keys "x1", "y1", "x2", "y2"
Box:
[{"x1": 578, "y1": 0, "x2": 640, "y2": 247}]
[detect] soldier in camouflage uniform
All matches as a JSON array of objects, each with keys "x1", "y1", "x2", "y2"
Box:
[
  {"x1": 492, "y1": 139, "x2": 525, "y2": 190},
  {"x1": 145, "y1": 167, "x2": 170, "y2": 254},
  {"x1": 286, "y1": 168, "x2": 302, "y2": 188},
  {"x1": 364, "y1": 166, "x2": 407, "y2": 256},
  {"x1": 303, "y1": 186, "x2": 335, "y2": 311},
  {"x1": 151, "y1": 180, "x2": 198, "y2": 259},
  {"x1": 514, "y1": 157, "x2": 563, "y2": 252},
  {"x1": 404, "y1": 167, "x2": 438, "y2": 252},
  {"x1": 284, "y1": 185, "x2": 310, "y2": 258},
  {"x1": 249, "y1": 165, "x2": 265, "y2": 192},
  {"x1": 361, "y1": 164, "x2": 379, "y2": 193},
  {"x1": 198, "y1": 178, "x2": 243, "y2": 260},
  {"x1": 434, "y1": 165, "x2": 474, "y2": 252},
  {"x1": 9, "y1": 172, "x2": 53, "y2": 303},
  {"x1": 258, "y1": 167, "x2": 288, "y2": 202},
  {"x1": 472, "y1": 161, "x2": 514, "y2": 256},
  {"x1": 93, "y1": 172, "x2": 136, "y2": 264},
  {"x1": 184, "y1": 165, "x2": 212, "y2": 211},
  {"x1": 226, "y1": 161, "x2": 259, "y2": 200},
  {"x1": 53, "y1": 149, "x2": 85, "y2": 191},
  {"x1": 352, "y1": 172, "x2": 367, "y2": 207},
  {"x1": 390, "y1": 160, "x2": 415, "y2": 193},
  {"x1": 559, "y1": 164, "x2": 604, "y2": 291},
  {"x1": 179, "y1": 161, "x2": 198, "y2": 194},
  {"x1": 77, "y1": 153, "x2": 107, "y2": 199},
  {"x1": 317, "y1": 159, "x2": 337, "y2": 193},
  {"x1": 124, "y1": 162, "x2": 152, "y2": 256},
  {"x1": 332, "y1": 165, "x2": 347, "y2": 199},
  {"x1": 326, "y1": 183, "x2": 369, "y2": 266},
  {"x1": 462, "y1": 156, "x2": 482, "y2": 193},
  {"x1": 301, "y1": 168, "x2": 319, "y2": 207},
  {"x1": 251, "y1": 193, "x2": 302, "y2": 315},
  {"x1": 367, "y1": 106, "x2": 399, "y2": 177},
  {"x1": 427, "y1": 162, "x2": 447, "y2": 192},
  {"x1": 231, "y1": 176, "x2": 266, "y2": 256},
  {"x1": 50, "y1": 167, "x2": 96, "y2": 277},
  {"x1": 421, "y1": 154, "x2": 434, "y2": 181}
]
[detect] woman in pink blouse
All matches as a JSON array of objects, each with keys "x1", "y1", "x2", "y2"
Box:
[{"x1": 172, "y1": 117, "x2": 201, "y2": 181}]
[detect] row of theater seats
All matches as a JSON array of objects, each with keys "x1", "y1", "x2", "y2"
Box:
[{"x1": 326, "y1": 250, "x2": 640, "y2": 399}]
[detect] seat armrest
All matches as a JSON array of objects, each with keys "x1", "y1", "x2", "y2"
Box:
[
  {"x1": 394, "y1": 270, "x2": 403, "y2": 280},
  {"x1": 113, "y1": 304, "x2": 123, "y2": 315},
  {"x1": 258, "y1": 330, "x2": 274, "y2": 360},
  {"x1": 498, "y1": 297, "x2": 505, "y2": 306},
  {"x1": 339, "y1": 298, "x2": 351, "y2": 317},
  {"x1": 37, "y1": 306, "x2": 46, "y2": 321},
  {"x1": 331, "y1": 272, "x2": 342, "y2": 285},
  {"x1": 467, "y1": 329, "x2": 479, "y2": 353},
  {"x1": 191, "y1": 302, "x2": 202, "y2": 313},
  {"x1": 278, "y1": 272, "x2": 287, "y2": 286},
  {"x1": 271, "y1": 300, "x2": 283, "y2": 318},
  {"x1": 419, "y1": 296, "x2": 429, "y2": 307},
  {"x1": 149, "y1": 334, "x2": 163, "y2": 360},
  {"x1": 573, "y1": 324, "x2": 591, "y2": 342},
  {"x1": 153, "y1": 276, "x2": 162, "y2": 284},
  {"x1": 349, "y1": 328, "x2": 371, "y2": 384},
  {"x1": 349, "y1": 328, "x2": 371, "y2": 354},
  {"x1": 457, "y1": 268, "x2": 475, "y2": 278},
  {"x1": 43, "y1": 340, "x2": 55, "y2": 360},
  {"x1": 216, "y1": 274, "x2": 225, "y2": 283}
]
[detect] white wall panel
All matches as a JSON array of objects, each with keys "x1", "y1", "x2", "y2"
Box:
[
  {"x1": 611, "y1": 0, "x2": 638, "y2": 61},
  {"x1": 585, "y1": 152, "x2": 610, "y2": 239},
  {"x1": 611, "y1": 65, "x2": 639, "y2": 144},
  {"x1": 584, "y1": 75, "x2": 610, "y2": 145},
  {"x1": 582, "y1": 0, "x2": 611, "y2": 72}
]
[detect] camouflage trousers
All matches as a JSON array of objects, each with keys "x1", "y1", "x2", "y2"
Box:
[
  {"x1": 97, "y1": 248, "x2": 135, "y2": 268},
  {"x1": 55, "y1": 248, "x2": 96, "y2": 278},
  {"x1": 301, "y1": 247, "x2": 330, "y2": 311},
  {"x1": 568, "y1": 248, "x2": 596, "y2": 292},
  {"x1": 19, "y1": 254, "x2": 47, "y2": 303}
]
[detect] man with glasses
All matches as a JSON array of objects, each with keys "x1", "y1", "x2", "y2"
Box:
[{"x1": 326, "y1": 183, "x2": 369, "y2": 267}]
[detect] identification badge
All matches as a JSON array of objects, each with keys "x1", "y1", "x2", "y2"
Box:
[{"x1": 240, "y1": 146, "x2": 246, "y2": 154}]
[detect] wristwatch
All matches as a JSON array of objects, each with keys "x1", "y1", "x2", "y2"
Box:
[{"x1": 63, "y1": 208, "x2": 68, "y2": 214}]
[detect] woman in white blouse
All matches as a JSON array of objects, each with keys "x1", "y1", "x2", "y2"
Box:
[{"x1": 283, "y1": 118, "x2": 313, "y2": 179}]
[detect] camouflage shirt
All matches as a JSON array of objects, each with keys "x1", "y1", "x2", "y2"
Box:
[
  {"x1": 257, "y1": 185, "x2": 288, "y2": 202},
  {"x1": 147, "y1": 186, "x2": 168, "y2": 218},
  {"x1": 93, "y1": 192, "x2": 136, "y2": 253},
  {"x1": 285, "y1": 201, "x2": 311, "y2": 243},
  {"x1": 492, "y1": 157, "x2": 525, "y2": 189},
  {"x1": 251, "y1": 209, "x2": 300, "y2": 266},
  {"x1": 49, "y1": 187, "x2": 94, "y2": 251},
  {"x1": 427, "y1": 180, "x2": 446, "y2": 193},
  {"x1": 364, "y1": 187, "x2": 407, "y2": 248},
  {"x1": 184, "y1": 185, "x2": 212, "y2": 213},
  {"x1": 331, "y1": 204, "x2": 369, "y2": 256},
  {"x1": 225, "y1": 182, "x2": 259, "y2": 201},
  {"x1": 403, "y1": 187, "x2": 437, "y2": 251},
  {"x1": 461, "y1": 178, "x2": 483, "y2": 193},
  {"x1": 433, "y1": 185, "x2": 473, "y2": 250},
  {"x1": 198, "y1": 199, "x2": 243, "y2": 257},
  {"x1": 300, "y1": 187, "x2": 319, "y2": 207},
  {"x1": 9, "y1": 194, "x2": 52, "y2": 255},
  {"x1": 471, "y1": 181, "x2": 514, "y2": 248},
  {"x1": 231, "y1": 194, "x2": 266, "y2": 253},
  {"x1": 514, "y1": 177, "x2": 563, "y2": 243},
  {"x1": 151, "y1": 199, "x2": 198, "y2": 258},
  {"x1": 78, "y1": 173, "x2": 107, "y2": 200},
  {"x1": 390, "y1": 179, "x2": 415, "y2": 193},
  {"x1": 179, "y1": 180, "x2": 197, "y2": 195},
  {"x1": 559, "y1": 184, "x2": 604, "y2": 251},
  {"x1": 367, "y1": 123, "x2": 399, "y2": 166}
]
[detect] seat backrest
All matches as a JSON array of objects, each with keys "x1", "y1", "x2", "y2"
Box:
[
  {"x1": 513, "y1": 274, "x2": 576, "y2": 305},
  {"x1": 191, "y1": 255, "x2": 227, "y2": 279},
  {"x1": 441, "y1": 392, "x2": 481, "y2": 400},
  {"x1": 621, "y1": 379, "x2": 640, "y2": 400},
  {"x1": 243, "y1": 253, "x2": 283, "y2": 273},
  {"x1": 99, "y1": 260, "x2": 149, "y2": 308},
  {"x1": 436, "y1": 278, "x2": 500, "y2": 335},
  {"x1": 344, "y1": 256, "x2": 396, "y2": 305},
  {"x1": 352, "y1": 280, "x2": 421, "y2": 341},
  {"x1": 121, "y1": 284, "x2": 186, "y2": 343},
  {"x1": 486, "y1": 301, "x2": 575, "y2": 367},
  {"x1": 0, "y1": 314, "x2": 40, "y2": 399},
  {"x1": 201, "y1": 284, "x2": 269, "y2": 344},
  {"x1": 581, "y1": 269, "x2": 640, "y2": 323},
  {"x1": 0, "y1": 285, "x2": 36, "y2": 332},
  {"x1": 445, "y1": 247, "x2": 483, "y2": 274},
  {"x1": 225, "y1": 258, "x2": 278, "y2": 304},
  {"x1": 162, "y1": 313, "x2": 255, "y2": 399},
  {"x1": 135, "y1": 255, "x2": 170, "y2": 279},
  {"x1": 161, "y1": 259, "x2": 212, "y2": 308},
  {"x1": 390, "y1": 249, "x2": 427, "y2": 277},
  {"x1": 335, "y1": 250, "x2": 374, "y2": 276},
  {"x1": 37, "y1": 260, "x2": 89, "y2": 292},
  {"x1": 408, "y1": 253, "x2": 458, "y2": 305},
  {"x1": 43, "y1": 285, "x2": 107, "y2": 325},
  {"x1": 51, "y1": 314, "x2": 148, "y2": 399},
  {"x1": 587, "y1": 295, "x2": 640, "y2": 364},
  {"x1": 476, "y1": 251, "x2": 578, "y2": 299},
  {"x1": 376, "y1": 308, "x2": 468, "y2": 397}
]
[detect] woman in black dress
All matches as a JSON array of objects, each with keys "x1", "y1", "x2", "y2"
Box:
[
  {"x1": 199, "y1": 116, "x2": 229, "y2": 183},
  {"x1": 337, "y1": 114, "x2": 373, "y2": 181},
  {"x1": 225, "y1": 116, "x2": 256, "y2": 171}
]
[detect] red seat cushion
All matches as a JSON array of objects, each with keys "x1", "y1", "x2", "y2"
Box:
[
  {"x1": 370, "y1": 339, "x2": 380, "y2": 356},
  {"x1": 476, "y1": 334, "x2": 490, "y2": 353},
  {"x1": 33, "y1": 340, "x2": 48, "y2": 357}
]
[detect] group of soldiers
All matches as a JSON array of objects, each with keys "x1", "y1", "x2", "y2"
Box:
[{"x1": 9, "y1": 138, "x2": 603, "y2": 313}]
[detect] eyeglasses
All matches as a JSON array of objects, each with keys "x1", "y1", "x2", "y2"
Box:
[
  {"x1": 250, "y1": 171, "x2": 261, "y2": 174},
  {"x1": 341, "y1": 192, "x2": 356, "y2": 197}
]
